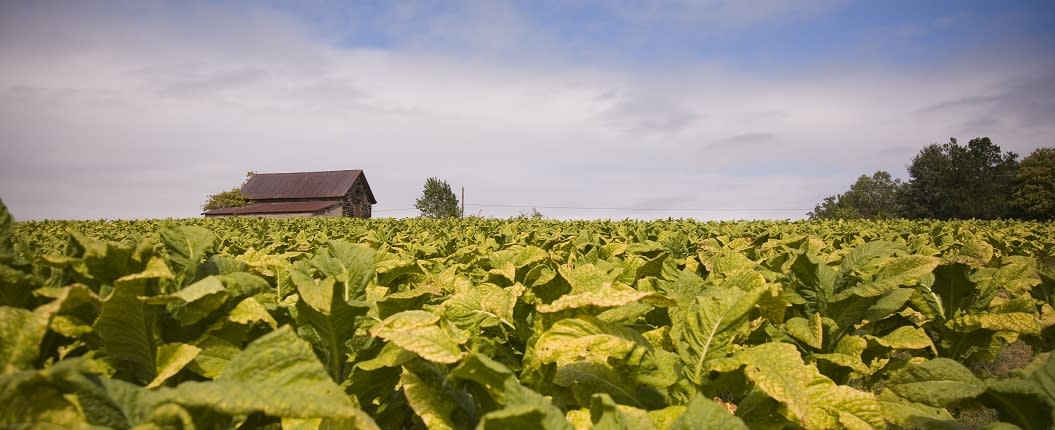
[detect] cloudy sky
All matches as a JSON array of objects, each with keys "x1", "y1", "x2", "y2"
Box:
[{"x1": 1, "y1": 0, "x2": 1053, "y2": 220}]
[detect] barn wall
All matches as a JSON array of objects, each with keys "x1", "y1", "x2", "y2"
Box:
[
  {"x1": 249, "y1": 212, "x2": 314, "y2": 219},
  {"x1": 316, "y1": 205, "x2": 343, "y2": 217},
  {"x1": 341, "y1": 178, "x2": 373, "y2": 218}
]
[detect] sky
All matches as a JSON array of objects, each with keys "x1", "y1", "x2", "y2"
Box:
[{"x1": 1, "y1": 0, "x2": 1053, "y2": 221}]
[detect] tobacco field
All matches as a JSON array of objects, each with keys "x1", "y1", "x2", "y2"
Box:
[{"x1": 3, "y1": 199, "x2": 1055, "y2": 430}]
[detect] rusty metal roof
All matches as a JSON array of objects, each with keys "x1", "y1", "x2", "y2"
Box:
[
  {"x1": 241, "y1": 169, "x2": 376, "y2": 203},
  {"x1": 202, "y1": 201, "x2": 339, "y2": 216}
]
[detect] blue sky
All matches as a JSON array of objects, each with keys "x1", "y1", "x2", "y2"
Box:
[
  {"x1": 1, "y1": 0, "x2": 1053, "y2": 220},
  {"x1": 283, "y1": 0, "x2": 1054, "y2": 66}
]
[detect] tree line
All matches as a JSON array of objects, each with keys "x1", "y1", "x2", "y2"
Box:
[{"x1": 810, "y1": 137, "x2": 1054, "y2": 221}]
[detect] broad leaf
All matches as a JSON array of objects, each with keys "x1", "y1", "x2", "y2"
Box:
[
  {"x1": 146, "y1": 342, "x2": 201, "y2": 388},
  {"x1": 292, "y1": 257, "x2": 372, "y2": 381},
  {"x1": 94, "y1": 275, "x2": 158, "y2": 384},
  {"x1": 450, "y1": 353, "x2": 572, "y2": 430},
  {"x1": 786, "y1": 312, "x2": 824, "y2": 350},
  {"x1": 887, "y1": 358, "x2": 986, "y2": 408},
  {"x1": 0, "y1": 306, "x2": 49, "y2": 374},
  {"x1": 401, "y1": 368, "x2": 459, "y2": 430},
  {"x1": 371, "y1": 310, "x2": 464, "y2": 364},
  {"x1": 668, "y1": 394, "x2": 747, "y2": 430},
  {"x1": 160, "y1": 225, "x2": 216, "y2": 286},
  {"x1": 877, "y1": 390, "x2": 958, "y2": 430},
  {"x1": 671, "y1": 273, "x2": 767, "y2": 384},
  {"x1": 162, "y1": 326, "x2": 378, "y2": 427}
]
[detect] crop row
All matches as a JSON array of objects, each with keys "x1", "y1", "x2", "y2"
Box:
[{"x1": 2, "y1": 204, "x2": 1054, "y2": 429}]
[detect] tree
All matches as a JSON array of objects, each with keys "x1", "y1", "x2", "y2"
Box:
[
  {"x1": 1010, "y1": 147, "x2": 1055, "y2": 220},
  {"x1": 202, "y1": 172, "x2": 253, "y2": 211},
  {"x1": 901, "y1": 137, "x2": 1019, "y2": 219},
  {"x1": 809, "y1": 171, "x2": 906, "y2": 220},
  {"x1": 517, "y1": 208, "x2": 544, "y2": 219},
  {"x1": 414, "y1": 177, "x2": 460, "y2": 218}
]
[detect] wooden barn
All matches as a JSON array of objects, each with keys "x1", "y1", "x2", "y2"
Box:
[{"x1": 203, "y1": 170, "x2": 377, "y2": 218}]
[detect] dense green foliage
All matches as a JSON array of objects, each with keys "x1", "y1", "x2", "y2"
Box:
[
  {"x1": 201, "y1": 188, "x2": 250, "y2": 212},
  {"x1": 902, "y1": 137, "x2": 1020, "y2": 220},
  {"x1": 810, "y1": 171, "x2": 905, "y2": 220},
  {"x1": 202, "y1": 172, "x2": 254, "y2": 212},
  {"x1": 1010, "y1": 148, "x2": 1055, "y2": 221},
  {"x1": 3, "y1": 199, "x2": 1055, "y2": 429},
  {"x1": 415, "y1": 177, "x2": 461, "y2": 218},
  {"x1": 815, "y1": 138, "x2": 1042, "y2": 220}
]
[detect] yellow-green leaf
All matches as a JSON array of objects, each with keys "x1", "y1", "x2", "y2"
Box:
[
  {"x1": 147, "y1": 343, "x2": 201, "y2": 388},
  {"x1": 786, "y1": 313, "x2": 824, "y2": 349},
  {"x1": 371, "y1": 311, "x2": 464, "y2": 364}
]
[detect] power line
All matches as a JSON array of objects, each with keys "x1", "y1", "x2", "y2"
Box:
[
  {"x1": 374, "y1": 204, "x2": 808, "y2": 213},
  {"x1": 371, "y1": 203, "x2": 806, "y2": 212},
  {"x1": 464, "y1": 203, "x2": 807, "y2": 212}
]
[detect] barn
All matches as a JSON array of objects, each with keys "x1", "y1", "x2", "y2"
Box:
[{"x1": 202, "y1": 170, "x2": 377, "y2": 218}]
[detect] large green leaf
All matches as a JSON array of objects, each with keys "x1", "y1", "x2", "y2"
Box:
[
  {"x1": 291, "y1": 247, "x2": 374, "y2": 381},
  {"x1": 876, "y1": 390, "x2": 958, "y2": 430},
  {"x1": 530, "y1": 315, "x2": 650, "y2": 368},
  {"x1": 786, "y1": 312, "x2": 824, "y2": 350},
  {"x1": 983, "y1": 378, "x2": 1053, "y2": 430},
  {"x1": 309, "y1": 241, "x2": 376, "y2": 300},
  {"x1": 44, "y1": 231, "x2": 152, "y2": 292},
  {"x1": 713, "y1": 342, "x2": 883, "y2": 429},
  {"x1": 946, "y1": 309, "x2": 1043, "y2": 336},
  {"x1": 981, "y1": 353, "x2": 1055, "y2": 430},
  {"x1": 861, "y1": 287, "x2": 915, "y2": 323},
  {"x1": 887, "y1": 358, "x2": 986, "y2": 408},
  {"x1": 805, "y1": 379, "x2": 884, "y2": 430},
  {"x1": 439, "y1": 283, "x2": 517, "y2": 331},
  {"x1": 0, "y1": 306, "x2": 49, "y2": 374},
  {"x1": 146, "y1": 343, "x2": 201, "y2": 388},
  {"x1": 671, "y1": 273, "x2": 767, "y2": 384},
  {"x1": 227, "y1": 296, "x2": 278, "y2": 329},
  {"x1": 94, "y1": 275, "x2": 158, "y2": 384},
  {"x1": 0, "y1": 359, "x2": 115, "y2": 428},
  {"x1": 371, "y1": 310, "x2": 465, "y2": 364},
  {"x1": 160, "y1": 225, "x2": 216, "y2": 286},
  {"x1": 586, "y1": 393, "x2": 656, "y2": 430},
  {"x1": 839, "y1": 241, "x2": 905, "y2": 273},
  {"x1": 401, "y1": 367, "x2": 462, "y2": 430},
  {"x1": 865, "y1": 326, "x2": 935, "y2": 352},
  {"x1": 537, "y1": 263, "x2": 671, "y2": 313},
  {"x1": 489, "y1": 246, "x2": 548, "y2": 284},
  {"x1": 162, "y1": 325, "x2": 378, "y2": 427},
  {"x1": 812, "y1": 335, "x2": 872, "y2": 375},
  {"x1": 945, "y1": 235, "x2": 994, "y2": 267},
  {"x1": 537, "y1": 289, "x2": 666, "y2": 314},
  {"x1": 528, "y1": 315, "x2": 672, "y2": 406},
  {"x1": 972, "y1": 257, "x2": 1042, "y2": 297},
  {"x1": 833, "y1": 255, "x2": 940, "y2": 301},
  {"x1": 140, "y1": 275, "x2": 228, "y2": 326},
  {"x1": 668, "y1": 394, "x2": 747, "y2": 430},
  {"x1": 450, "y1": 353, "x2": 571, "y2": 430}
]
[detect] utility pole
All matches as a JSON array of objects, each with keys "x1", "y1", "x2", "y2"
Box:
[{"x1": 461, "y1": 187, "x2": 465, "y2": 218}]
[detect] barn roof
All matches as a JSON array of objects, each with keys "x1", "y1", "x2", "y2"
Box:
[
  {"x1": 241, "y1": 169, "x2": 376, "y2": 203},
  {"x1": 203, "y1": 201, "x2": 339, "y2": 216}
]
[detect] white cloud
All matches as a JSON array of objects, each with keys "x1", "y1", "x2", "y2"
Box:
[{"x1": 0, "y1": 2, "x2": 1052, "y2": 221}]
